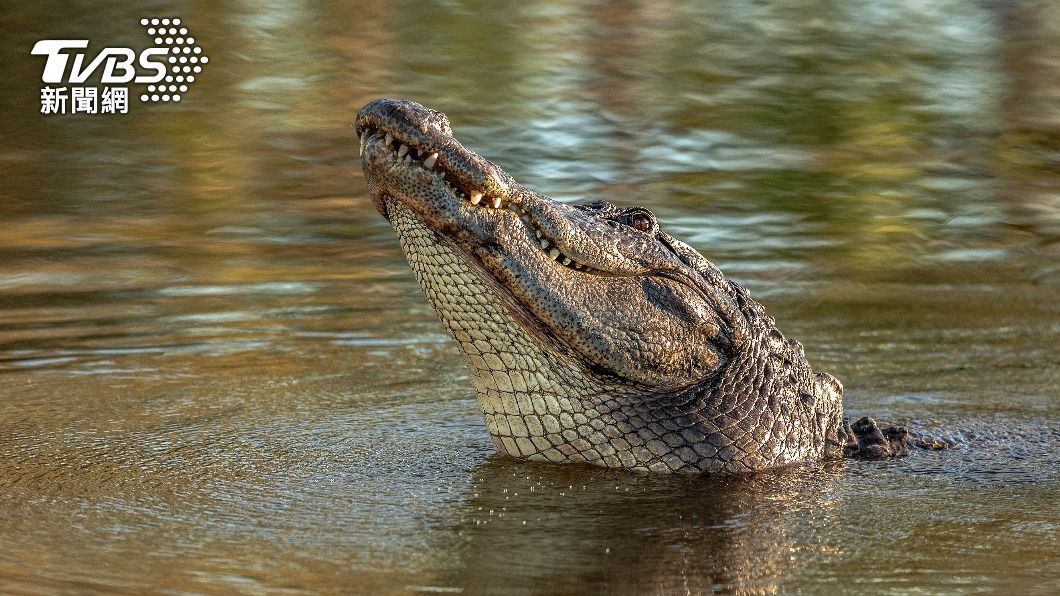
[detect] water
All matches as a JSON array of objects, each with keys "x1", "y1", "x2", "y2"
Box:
[{"x1": 1, "y1": 1, "x2": 1058, "y2": 593}]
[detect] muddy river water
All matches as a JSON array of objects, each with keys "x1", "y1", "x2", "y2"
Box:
[{"x1": 0, "y1": 1, "x2": 1057, "y2": 593}]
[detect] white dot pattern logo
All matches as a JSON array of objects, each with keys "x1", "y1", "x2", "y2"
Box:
[{"x1": 138, "y1": 17, "x2": 206, "y2": 103}]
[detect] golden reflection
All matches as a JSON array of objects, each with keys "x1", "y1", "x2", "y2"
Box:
[{"x1": 995, "y1": 1, "x2": 1060, "y2": 243}]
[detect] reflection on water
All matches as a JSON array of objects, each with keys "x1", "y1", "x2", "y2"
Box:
[
  {"x1": 0, "y1": 0, "x2": 1058, "y2": 593},
  {"x1": 440, "y1": 458, "x2": 849, "y2": 594}
]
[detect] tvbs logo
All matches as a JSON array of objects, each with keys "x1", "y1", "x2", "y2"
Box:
[
  {"x1": 32, "y1": 40, "x2": 168, "y2": 84},
  {"x1": 31, "y1": 18, "x2": 207, "y2": 115}
]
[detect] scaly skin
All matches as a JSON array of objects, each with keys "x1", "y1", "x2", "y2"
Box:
[{"x1": 356, "y1": 98, "x2": 941, "y2": 474}]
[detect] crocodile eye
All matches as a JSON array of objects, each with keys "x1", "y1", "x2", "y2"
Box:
[
  {"x1": 631, "y1": 213, "x2": 652, "y2": 232},
  {"x1": 610, "y1": 208, "x2": 656, "y2": 233}
]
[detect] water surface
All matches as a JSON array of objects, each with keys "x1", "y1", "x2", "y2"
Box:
[{"x1": 0, "y1": 1, "x2": 1058, "y2": 593}]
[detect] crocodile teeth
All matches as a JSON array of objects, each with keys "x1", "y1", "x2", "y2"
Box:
[
  {"x1": 561, "y1": 257, "x2": 571, "y2": 266},
  {"x1": 424, "y1": 153, "x2": 439, "y2": 169},
  {"x1": 358, "y1": 131, "x2": 368, "y2": 155},
  {"x1": 490, "y1": 197, "x2": 502, "y2": 209},
  {"x1": 549, "y1": 248, "x2": 560, "y2": 260},
  {"x1": 535, "y1": 229, "x2": 543, "y2": 238},
  {"x1": 384, "y1": 132, "x2": 393, "y2": 146},
  {"x1": 469, "y1": 191, "x2": 483, "y2": 205},
  {"x1": 540, "y1": 239, "x2": 550, "y2": 249},
  {"x1": 397, "y1": 143, "x2": 409, "y2": 158}
]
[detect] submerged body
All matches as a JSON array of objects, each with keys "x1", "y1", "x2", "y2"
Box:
[{"x1": 356, "y1": 98, "x2": 940, "y2": 474}]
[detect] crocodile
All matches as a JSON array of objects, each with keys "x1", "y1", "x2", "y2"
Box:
[{"x1": 356, "y1": 98, "x2": 948, "y2": 474}]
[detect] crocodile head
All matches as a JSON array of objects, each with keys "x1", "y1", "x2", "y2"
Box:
[{"x1": 357, "y1": 98, "x2": 847, "y2": 474}]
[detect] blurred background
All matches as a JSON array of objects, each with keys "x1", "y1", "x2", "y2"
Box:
[{"x1": 0, "y1": 1, "x2": 1057, "y2": 593}]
